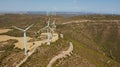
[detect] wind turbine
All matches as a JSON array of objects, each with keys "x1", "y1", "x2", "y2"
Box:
[
  {"x1": 112, "y1": 10, "x2": 115, "y2": 16},
  {"x1": 52, "y1": 7, "x2": 57, "y2": 16},
  {"x1": 48, "y1": 7, "x2": 57, "y2": 38},
  {"x1": 46, "y1": 18, "x2": 52, "y2": 45},
  {"x1": 40, "y1": 18, "x2": 52, "y2": 45},
  {"x1": 34, "y1": 31, "x2": 41, "y2": 39},
  {"x1": 51, "y1": 19, "x2": 56, "y2": 37},
  {"x1": 12, "y1": 24, "x2": 33, "y2": 55},
  {"x1": 34, "y1": 24, "x2": 49, "y2": 39}
]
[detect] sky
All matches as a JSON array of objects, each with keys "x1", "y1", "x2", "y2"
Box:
[{"x1": 0, "y1": 0, "x2": 120, "y2": 14}]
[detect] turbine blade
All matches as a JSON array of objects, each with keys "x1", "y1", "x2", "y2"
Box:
[
  {"x1": 25, "y1": 24, "x2": 34, "y2": 31},
  {"x1": 42, "y1": 26, "x2": 48, "y2": 30},
  {"x1": 38, "y1": 26, "x2": 47, "y2": 33},
  {"x1": 51, "y1": 19, "x2": 56, "y2": 28},
  {"x1": 47, "y1": 18, "x2": 50, "y2": 26},
  {"x1": 12, "y1": 26, "x2": 24, "y2": 31},
  {"x1": 48, "y1": 27, "x2": 53, "y2": 31}
]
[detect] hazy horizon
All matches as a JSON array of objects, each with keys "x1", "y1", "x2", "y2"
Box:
[{"x1": 0, "y1": 0, "x2": 120, "y2": 14}]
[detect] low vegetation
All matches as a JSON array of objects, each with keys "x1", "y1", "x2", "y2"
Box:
[
  {"x1": 21, "y1": 38, "x2": 69, "y2": 67},
  {"x1": 0, "y1": 39, "x2": 22, "y2": 66},
  {"x1": 0, "y1": 14, "x2": 120, "y2": 67}
]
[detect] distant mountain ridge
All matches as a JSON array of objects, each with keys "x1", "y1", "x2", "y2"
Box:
[
  {"x1": 0, "y1": 11, "x2": 95, "y2": 17},
  {"x1": 27, "y1": 11, "x2": 95, "y2": 17},
  {"x1": 0, "y1": 11, "x2": 93, "y2": 15},
  {"x1": 0, "y1": 11, "x2": 119, "y2": 17}
]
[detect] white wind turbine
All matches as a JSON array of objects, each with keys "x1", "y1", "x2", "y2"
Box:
[
  {"x1": 35, "y1": 22, "x2": 49, "y2": 39},
  {"x1": 49, "y1": 7, "x2": 57, "y2": 38},
  {"x1": 41, "y1": 18, "x2": 52, "y2": 45},
  {"x1": 12, "y1": 24, "x2": 33, "y2": 55},
  {"x1": 45, "y1": 18, "x2": 51, "y2": 45},
  {"x1": 51, "y1": 19, "x2": 56, "y2": 37},
  {"x1": 34, "y1": 12, "x2": 50, "y2": 39},
  {"x1": 46, "y1": 18, "x2": 52, "y2": 45},
  {"x1": 38, "y1": 11, "x2": 53, "y2": 45}
]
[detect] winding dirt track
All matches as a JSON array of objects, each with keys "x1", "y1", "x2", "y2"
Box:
[
  {"x1": 47, "y1": 42, "x2": 73, "y2": 67},
  {"x1": 62, "y1": 20, "x2": 120, "y2": 25}
]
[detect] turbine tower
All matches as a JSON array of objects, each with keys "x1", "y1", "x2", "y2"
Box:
[
  {"x1": 51, "y1": 19, "x2": 56, "y2": 37},
  {"x1": 12, "y1": 24, "x2": 33, "y2": 55},
  {"x1": 45, "y1": 18, "x2": 51, "y2": 45},
  {"x1": 39, "y1": 18, "x2": 52, "y2": 45}
]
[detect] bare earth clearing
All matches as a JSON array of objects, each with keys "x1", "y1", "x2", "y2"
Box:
[
  {"x1": 0, "y1": 29, "x2": 12, "y2": 34},
  {"x1": 0, "y1": 35, "x2": 32, "y2": 49},
  {"x1": 0, "y1": 33, "x2": 58, "y2": 51}
]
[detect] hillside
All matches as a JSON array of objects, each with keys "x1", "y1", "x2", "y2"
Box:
[{"x1": 0, "y1": 14, "x2": 120, "y2": 67}]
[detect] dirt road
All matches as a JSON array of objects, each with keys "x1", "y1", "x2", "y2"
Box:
[
  {"x1": 47, "y1": 42, "x2": 73, "y2": 67},
  {"x1": 62, "y1": 20, "x2": 120, "y2": 25}
]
